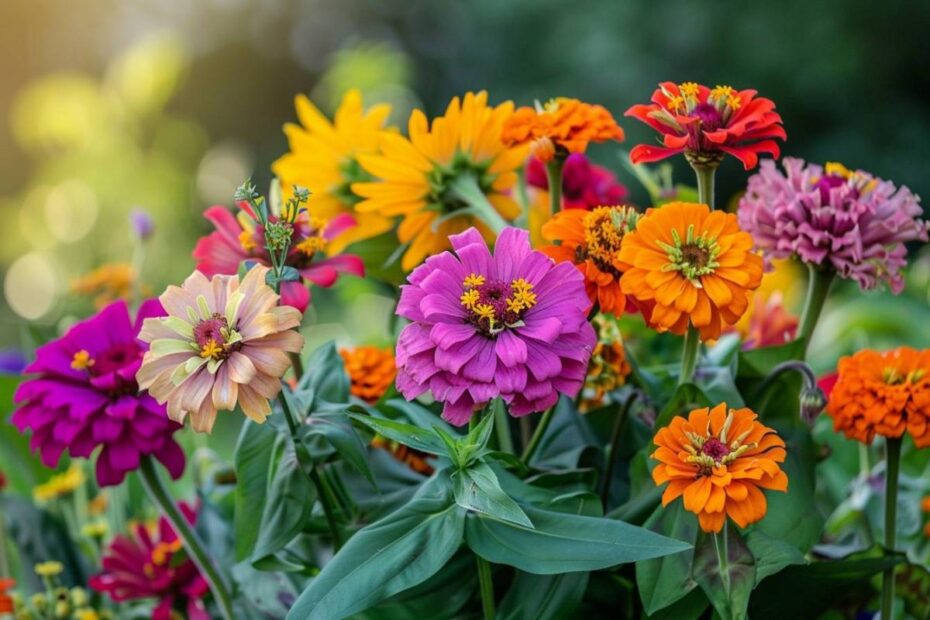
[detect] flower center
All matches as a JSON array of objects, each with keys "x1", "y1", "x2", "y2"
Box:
[
  {"x1": 294, "y1": 216, "x2": 329, "y2": 260},
  {"x1": 683, "y1": 410, "x2": 756, "y2": 475},
  {"x1": 700, "y1": 438, "x2": 730, "y2": 460},
  {"x1": 460, "y1": 273, "x2": 537, "y2": 336},
  {"x1": 578, "y1": 206, "x2": 639, "y2": 276},
  {"x1": 193, "y1": 314, "x2": 240, "y2": 360},
  {"x1": 71, "y1": 350, "x2": 94, "y2": 371},
  {"x1": 658, "y1": 225, "x2": 721, "y2": 286},
  {"x1": 690, "y1": 103, "x2": 722, "y2": 132},
  {"x1": 883, "y1": 366, "x2": 925, "y2": 386}
]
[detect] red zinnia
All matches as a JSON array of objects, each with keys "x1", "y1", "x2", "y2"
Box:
[{"x1": 625, "y1": 82, "x2": 785, "y2": 170}]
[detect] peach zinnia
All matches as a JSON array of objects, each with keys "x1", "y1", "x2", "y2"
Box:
[
  {"x1": 501, "y1": 98, "x2": 624, "y2": 162},
  {"x1": 652, "y1": 403, "x2": 788, "y2": 533},
  {"x1": 541, "y1": 205, "x2": 639, "y2": 317},
  {"x1": 826, "y1": 347, "x2": 930, "y2": 447},
  {"x1": 619, "y1": 202, "x2": 763, "y2": 341},
  {"x1": 137, "y1": 266, "x2": 304, "y2": 433},
  {"x1": 340, "y1": 345, "x2": 396, "y2": 404}
]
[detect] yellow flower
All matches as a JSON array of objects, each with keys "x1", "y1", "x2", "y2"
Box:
[
  {"x1": 34, "y1": 561, "x2": 63, "y2": 577},
  {"x1": 272, "y1": 89, "x2": 395, "y2": 253},
  {"x1": 353, "y1": 91, "x2": 528, "y2": 271},
  {"x1": 33, "y1": 465, "x2": 85, "y2": 502},
  {"x1": 71, "y1": 263, "x2": 138, "y2": 308}
]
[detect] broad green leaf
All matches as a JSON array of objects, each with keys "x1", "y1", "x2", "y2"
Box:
[
  {"x1": 0, "y1": 376, "x2": 50, "y2": 495},
  {"x1": 233, "y1": 419, "x2": 284, "y2": 561},
  {"x1": 382, "y1": 398, "x2": 456, "y2": 435},
  {"x1": 349, "y1": 411, "x2": 449, "y2": 456},
  {"x1": 465, "y1": 503, "x2": 691, "y2": 574},
  {"x1": 251, "y1": 445, "x2": 317, "y2": 564},
  {"x1": 465, "y1": 408, "x2": 494, "y2": 450},
  {"x1": 636, "y1": 502, "x2": 699, "y2": 615},
  {"x1": 357, "y1": 552, "x2": 474, "y2": 620},
  {"x1": 298, "y1": 341, "x2": 350, "y2": 404},
  {"x1": 301, "y1": 407, "x2": 375, "y2": 486},
  {"x1": 745, "y1": 530, "x2": 806, "y2": 585},
  {"x1": 498, "y1": 570, "x2": 589, "y2": 620},
  {"x1": 653, "y1": 383, "x2": 711, "y2": 430},
  {"x1": 286, "y1": 476, "x2": 466, "y2": 620},
  {"x1": 527, "y1": 395, "x2": 600, "y2": 469},
  {"x1": 692, "y1": 528, "x2": 755, "y2": 620},
  {"x1": 452, "y1": 462, "x2": 532, "y2": 527},
  {"x1": 232, "y1": 560, "x2": 299, "y2": 618}
]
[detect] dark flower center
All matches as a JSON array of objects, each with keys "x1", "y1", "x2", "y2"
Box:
[
  {"x1": 680, "y1": 244, "x2": 710, "y2": 271},
  {"x1": 701, "y1": 438, "x2": 730, "y2": 461},
  {"x1": 691, "y1": 103, "x2": 723, "y2": 133},
  {"x1": 460, "y1": 274, "x2": 537, "y2": 336},
  {"x1": 193, "y1": 314, "x2": 240, "y2": 360},
  {"x1": 93, "y1": 343, "x2": 140, "y2": 376}
]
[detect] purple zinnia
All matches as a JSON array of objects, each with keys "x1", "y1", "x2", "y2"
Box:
[
  {"x1": 12, "y1": 300, "x2": 185, "y2": 486},
  {"x1": 739, "y1": 157, "x2": 929, "y2": 292},
  {"x1": 395, "y1": 227, "x2": 596, "y2": 426}
]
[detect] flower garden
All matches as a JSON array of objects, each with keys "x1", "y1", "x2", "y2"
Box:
[{"x1": 1, "y1": 67, "x2": 930, "y2": 620}]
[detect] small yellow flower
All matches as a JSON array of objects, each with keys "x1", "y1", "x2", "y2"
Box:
[
  {"x1": 33, "y1": 465, "x2": 85, "y2": 502},
  {"x1": 34, "y1": 561, "x2": 63, "y2": 577},
  {"x1": 81, "y1": 521, "x2": 108, "y2": 539}
]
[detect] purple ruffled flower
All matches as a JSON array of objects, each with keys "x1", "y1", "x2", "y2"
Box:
[
  {"x1": 12, "y1": 300, "x2": 185, "y2": 486},
  {"x1": 738, "y1": 157, "x2": 929, "y2": 292},
  {"x1": 395, "y1": 227, "x2": 596, "y2": 426}
]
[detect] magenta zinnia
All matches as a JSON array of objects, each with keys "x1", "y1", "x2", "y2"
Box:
[
  {"x1": 12, "y1": 300, "x2": 184, "y2": 487},
  {"x1": 136, "y1": 266, "x2": 304, "y2": 433},
  {"x1": 739, "y1": 158, "x2": 929, "y2": 292},
  {"x1": 90, "y1": 503, "x2": 210, "y2": 620},
  {"x1": 395, "y1": 227, "x2": 596, "y2": 425}
]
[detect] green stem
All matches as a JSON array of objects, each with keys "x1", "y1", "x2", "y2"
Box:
[
  {"x1": 714, "y1": 522, "x2": 731, "y2": 597},
  {"x1": 797, "y1": 264, "x2": 835, "y2": 359},
  {"x1": 882, "y1": 437, "x2": 902, "y2": 620},
  {"x1": 545, "y1": 156, "x2": 566, "y2": 216},
  {"x1": 476, "y1": 555, "x2": 495, "y2": 620},
  {"x1": 692, "y1": 163, "x2": 717, "y2": 210},
  {"x1": 492, "y1": 399, "x2": 514, "y2": 454},
  {"x1": 277, "y1": 390, "x2": 345, "y2": 550},
  {"x1": 138, "y1": 456, "x2": 235, "y2": 620},
  {"x1": 0, "y1": 501, "x2": 11, "y2": 577},
  {"x1": 521, "y1": 407, "x2": 554, "y2": 464},
  {"x1": 679, "y1": 325, "x2": 700, "y2": 385},
  {"x1": 600, "y1": 392, "x2": 639, "y2": 508},
  {"x1": 448, "y1": 173, "x2": 508, "y2": 234}
]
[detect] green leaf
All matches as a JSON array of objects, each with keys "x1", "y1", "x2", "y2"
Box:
[
  {"x1": 232, "y1": 561, "x2": 299, "y2": 618},
  {"x1": 251, "y1": 445, "x2": 317, "y2": 564},
  {"x1": 298, "y1": 341, "x2": 350, "y2": 404},
  {"x1": 498, "y1": 571, "x2": 589, "y2": 620},
  {"x1": 745, "y1": 530, "x2": 806, "y2": 585},
  {"x1": 382, "y1": 398, "x2": 456, "y2": 435},
  {"x1": 301, "y1": 407, "x2": 374, "y2": 486},
  {"x1": 692, "y1": 528, "x2": 755, "y2": 620},
  {"x1": 465, "y1": 408, "x2": 494, "y2": 450},
  {"x1": 286, "y1": 476, "x2": 466, "y2": 620},
  {"x1": 635, "y1": 502, "x2": 699, "y2": 615},
  {"x1": 653, "y1": 383, "x2": 712, "y2": 430},
  {"x1": 233, "y1": 419, "x2": 284, "y2": 562},
  {"x1": 452, "y1": 462, "x2": 532, "y2": 527},
  {"x1": 349, "y1": 411, "x2": 449, "y2": 456},
  {"x1": 465, "y1": 503, "x2": 691, "y2": 574}
]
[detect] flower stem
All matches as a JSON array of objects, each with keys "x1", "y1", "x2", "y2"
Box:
[
  {"x1": 679, "y1": 325, "x2": 700, "y2": 385},
  {"x1": 881, "y1": 437, "x2": 902, "y2": 620},
  {"x1": 0, "y1": 502, "x2": 11, "y2": 578},
  {"x1": 475, "y1": 554, "x2": 495, "y2": 620},
  {"x1": 521, "y1": 407, "x2": 554, "y2": 464},
  {"x1": 545, "y1": 156, "x2": 566, "y2": 216},
  {"x1": 692, "y1": 163, "x2": 716, "y2": 210},
  {"x1": 448, "y1": 173, "x2": 508, "y2": 234},
  {"x1": 138, "y1": 456, "x2": 235, "y2": 620},
  {"x1": 714, "y1": 522, "x2": 732, "y2": 599},
  {"x1": 600, "y1": 392, "x2": 639, "y2": 508},
  {"x1": 492, "y1": 398, "x2": 514, "y2": 454},
  {"x1": 797, "y1": 264, "x2": 835, "y2": 359}
]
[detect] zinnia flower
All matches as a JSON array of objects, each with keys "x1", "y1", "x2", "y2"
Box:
[
  {"x1": 0, "y1": 579, "x2": 13, "y2": 614},
  {"x1": 136, "y1": 266, "x2": 304, "y2": 434},
  {"x1": 618, "y1": 202, "x2": 763, "y2": 341},
  {"x1": 738, "y1": 158, "x2": 929, "y2": 293},
  {"x1": 501, "y1": 98, "x2": 624, "y2": 162},
  {"x1": 12, "y1": 300, "x2": 184, "y2": 487},
  {"x1": 580, "y1": 315, "x2": 631, "y2": 412},
  {"x1": 340, "y1": 345, "x2": 396, "y2": 404},
  {"x1": 90, "y1": 503, "x2": 209, "y2": 620},
  {"x1": 353, "y1": 91, "x2": 528, "y2": 271},
  {"x1": 271, "y1": 88, "x2": 395, "y2": 252},
  {"x1": 735, "y1": 292, "x2": 798, "y2": 350},
  {"x1": 526, "y1": 153, "x2": 630, "y2": 210},
  {"x1": 71, "y1": 263, "x2": 139, "y2": 309},
  {"x1": 626, "y1": 82, "x2": 785, "y2": 169},
  {"x1": 652, "y1": 403, "x2": 788, "y2": 533},
  {"x1": 193, "y1": 198, "x2": 364, "y2": 313},
  {"x1": 825, "y1": 347, "x2": 930, "y2": 447},
  {"x1": 395, "y1": 227, "x2": 595, "y2": 425},
  {"x1": 541, "y1": 205, "x2": 640, "y2": 317}
]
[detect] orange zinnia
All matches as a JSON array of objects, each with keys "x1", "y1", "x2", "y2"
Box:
[
  {"x1": 541, "y1": 206, "x2": 640, "y2": 317},
  {"x1": 826, "y1": 347, "x2": 930, "y2": 447},
  {"x1": 618, "y1": 202, "x2": 763, "y2": 341},
  {"x1": 501, "y1": 98, "x2": 624, "y2": 162},
  {"x1": 340, "y1": 345, "x2": 396, "y2": 404},
  {"x1": 652, "y1": 403, "x2": 788, "y2": 533},
  {"x1": 0, "y1": 578, "x2": 13, "y2": 614}
]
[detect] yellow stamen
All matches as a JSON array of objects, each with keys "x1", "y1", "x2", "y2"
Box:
[
  {"x1": 506, "y1": 278, "x2": 537, "y2": 313},
  {"x1": 238, "y1": 230, "x2": 256, "y2": 252},
  {"x1": 666, "y1": 95, "x2": 685, "y2": 112},
  {"x1": 463, "y1": 273, "x2": 486, "y2": 288},
  {"x1": 710, "y1": 85, "x2": 735, "y2": 100},
  {"x1": 460, "y1": 289, "x2": 480, "y2": 310},
  {"x1": 679, "y1": 82, "x2": 700, "y2": 99},
  {"x1": 296, "y1": 235, "x2": 327, "y2": 257},
  {"x1": 725, "y1": 94, "x2": 741, "y2": 110},
  {"x1": 151, "y1": 539, "x2": 182, "y2": 566},
  {"x1": 71, "y1": 350, "x2": 94, "y2": 371},
  {"x1": 199, "y1": 338, "x2": 223, "y2": 360}
]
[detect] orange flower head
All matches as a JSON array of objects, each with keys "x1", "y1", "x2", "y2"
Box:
[
  {"x1": 618, "y1": 202, "x2": 763, "y2": 341},
  {"x1": 826, "y1": 347, "x2": 930, "y2": 447},
  {"x1": 923, "y1": 495, "x2": 930, "y2": 538},
  {"x1": 71, "y1": 263, "x2": 142, "y2": 308},
  {"x1": 0, "y1": 578, "x2": 13, "y2": 614},
  {"x1": 371, "y1": 436, "x2": 435, "y2": 475},
  {"x1": 502, "y1": 97, "x2": 624, "y2": 162},
  {"x1": 340, "y1": 345, "x2": 396, "y2": 404},
  {"x1": 541, "y1": 205, "x2": 640, "y2": 317},
  {"x1": 652, "y1": 403, "x2": 788, "y2": 533},
  {"x1": 581, "y1": 315, "x2": 632, "y2": 411}
]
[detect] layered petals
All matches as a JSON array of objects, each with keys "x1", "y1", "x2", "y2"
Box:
[{"x1": 502, "y1": 97, "x2": 624, "y2": 162}]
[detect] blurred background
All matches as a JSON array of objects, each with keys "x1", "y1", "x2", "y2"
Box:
[{"x1": 1, "y1": 0, "x2": 928, "y2": 365}]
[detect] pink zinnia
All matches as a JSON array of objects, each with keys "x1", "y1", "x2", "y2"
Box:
[
  {"x1": 90, "y1": 503, "x2": 210, "y2": 620},
  {"x1": 739, "y1": 158, "x2": 929, "y2": 292},
  {"x1": 396, "y1": 227, "x2": 596, "y2": 425},
  {"x1": 193, "y1": 202, "x2": 364, "y2": 313},
  {"x1": 136, "y1": 266, "x2": 304, "y2": 433},
  {"x1": 12, "y1": 300, "x2": 184, "y2": 486},
  {"x1": 526, "y1": 153, "x2": 629, "y2": 209}
]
